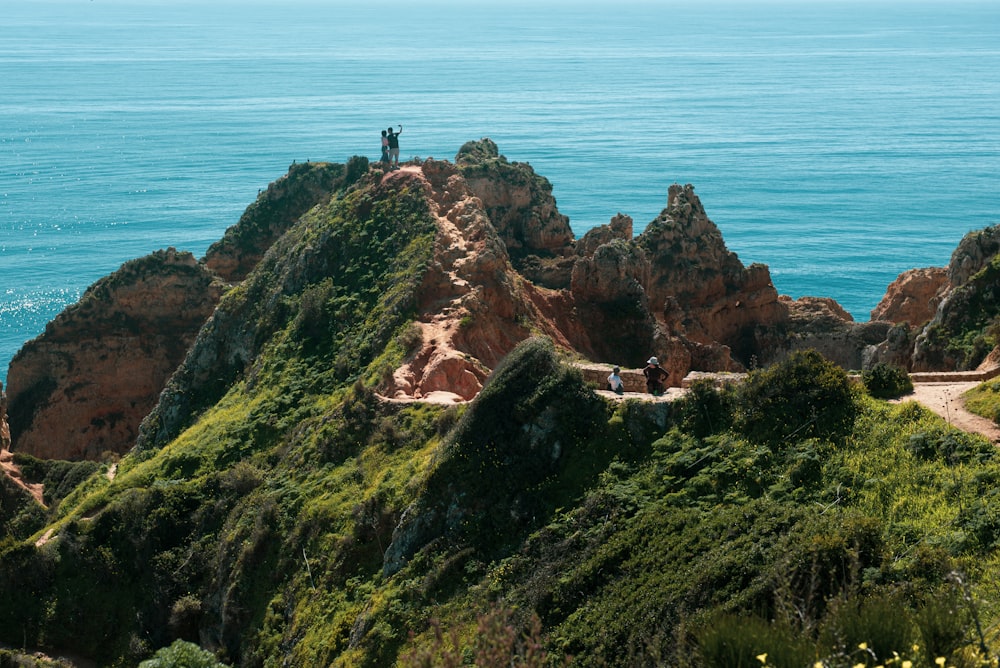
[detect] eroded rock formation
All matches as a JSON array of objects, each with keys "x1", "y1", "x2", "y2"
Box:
[
  {"x1": 863, "y1": 225, "x2": 1000, "y2": 372},
  {"x1": 8, "y1": 139, "x2": 993, "y2": 463},
  {"x1": 387, "y1": 162, "x2": 790, "y2": 395},
  {"x1": 6, "y1": 249, "x2": 225, "y2": 460},
  {"x1": 870, "y1": 267, "x2": 947, "y2": 326}
]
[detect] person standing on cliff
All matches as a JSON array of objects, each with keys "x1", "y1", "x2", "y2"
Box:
[
  {"x1": 380, "y1": 129, "x2": 390, "y2": 165},
  {"x1": 387, "y1": 125, "x2": 402, "y2": 169},
  {"x1": 643, "y1": 356, "x2": 669, "y2": 396}
]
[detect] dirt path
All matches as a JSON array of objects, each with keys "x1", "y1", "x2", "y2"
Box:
[{"x1": 897, "y1": 381, "x2": 1000, "y2": 444}]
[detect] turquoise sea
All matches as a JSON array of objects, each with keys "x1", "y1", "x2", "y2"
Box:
[{"x1": 2, "y1": 0, "x2": 999, "y2": 384}]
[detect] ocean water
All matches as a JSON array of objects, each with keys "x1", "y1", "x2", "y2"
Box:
[{"x1": 2, "y1": 0, "x2": 999, "y2": 385}]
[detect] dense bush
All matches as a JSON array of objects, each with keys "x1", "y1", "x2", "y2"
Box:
[
  {"x1": 11, "y1": 454, "x2": 102, "y2": 509},
  {"x1": 674, "y1": 378, "x2": 735, "y2": 438},
  {"x1": 862, "y1": 362, "x2": 914, "y2": 399},
  {"x1": 138, "y1": 640, "x2": 229, "y2": 668},
  {"x1": 733, "y1": 349, "x2": 857, "y2": 446},
  {"x1": 391, "y1": 337, "x2": 609, "y2": 564}
]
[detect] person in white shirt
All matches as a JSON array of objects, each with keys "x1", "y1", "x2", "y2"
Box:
[{"x1": 607, "y1": 366, "x2": 625, "y2": 394}]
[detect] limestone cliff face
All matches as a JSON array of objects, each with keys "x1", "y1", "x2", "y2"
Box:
[
  {"x1": 637, "y1": 185, "x2": 788, "y2": 353},
  {"x1": 859, "y1": 225, "x2": 1000, "y2": 372},
  {"x1": 947, "y1": 225, "x2": 1000, "y2": 287},
  {"x1": 6, "y1": 249, "x2": 224, "y2": 460},
  {"x1": 911, "y1": 225, "x2": 1000, "y2": 371},
  {"x1": 393, "y1": 158, "x2": 527, "y2": 400},
  {"x1": 402, "y1": 153, "x2": 786, "y2": 391},
  {"x1": 455, "y1": 139, "x2": 575, "y2": 288},
  {"x1": 870, "y1": 267, "x2": 947, "y2": 326},
  {"x1": 779, "y1": 296, "x2": 892, "y2": 371},
  {"x1": 14, "y1": 140, "x2": 935, "y2": 462}
]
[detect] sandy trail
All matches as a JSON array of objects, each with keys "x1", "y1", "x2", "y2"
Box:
[{"x1": 896, "y1": 381, "x2": 1000, "y2": 443}]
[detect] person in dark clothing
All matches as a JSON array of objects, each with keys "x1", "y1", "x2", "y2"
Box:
[
  {"x1": 387, "y1": 125, "x2": 402, "y2": 168},
  {"x1": 643, "y1": 356, "x2": 669, "y2": 395}
]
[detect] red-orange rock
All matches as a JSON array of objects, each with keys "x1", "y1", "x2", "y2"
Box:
[
  {"x1": 6, "y1": 249, "x2": 225, "y2": 460},
  {"x1": 870, "y1": 267, "x2": 947, "y2": 326}
]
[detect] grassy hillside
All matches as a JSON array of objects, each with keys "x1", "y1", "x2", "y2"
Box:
[{"x1": 4, "y1": 165, "x2": 1000, "y2": 667}]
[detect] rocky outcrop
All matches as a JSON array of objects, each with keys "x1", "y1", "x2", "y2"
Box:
[
  {"x1": 455, "y1": 139, "x2": 575, "y2": 287},
  {"x1": 778, "y1": 296, "x2": 893, "y2": 370},
  {"x1": 204, "y1": 160, "x2": 362, "y2": 283},
  {"x1": 391, "y1": 159, "x2": 527, "y2": 400},
  {"x1": 576, "y1": 213, "x2": 633, "y2": 257},
  {"x1": 21, "y1": 139, "x2": 989, "y2": 463},
  {"x1": 396, "y1": 169, "x2": 786, "y2": 391},
  {"x1": 6, "y1": 249, "x2": 225, "y2": 460},
  {"x1": 637, "y1": 185, "x2": 789, "y2": 355},
  {"x1": 870, "y1": 267, "x2": 947, "y2": 326},
  {"x1": 908, "y1": 225, "x2": 1000, "y2": 371},
  {"x1": 947, "y1": 225, "x2": 1000, "y2": 287}
]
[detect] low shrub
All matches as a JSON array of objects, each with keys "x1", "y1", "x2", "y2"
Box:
[
  {"x1": 861, "y1": 362, "x2": 913, "y2": 399},
  {"x1": 733, "y1": 350, "x2": 857, "y2": 447},
  {"x1": 138, "y1": 640, "x2": 229, "y2": 668},
  {"x1": 697, "y1": 613, "x2": 812, "y2": 668}
]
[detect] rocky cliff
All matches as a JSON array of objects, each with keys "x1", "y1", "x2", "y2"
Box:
[
  {"x1": 204, "y1": 160, "x2": 365, "y2": 283},
  {"x1": 6, "y1": 249, "x2": 225, "y2": 460},
  {"x1": 869, "y1": 267, "x2": 948, "y2": 326},
  {"x1": 5, "y1": 140, "x2": 996, "y2": 463},
  {"x1": 867, "y1": 225, "x2": 1000, "y2": 372}
]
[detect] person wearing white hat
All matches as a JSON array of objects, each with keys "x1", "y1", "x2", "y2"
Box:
[{"x1": 643, "y1": 356, "x2": 668, "y2": 395}]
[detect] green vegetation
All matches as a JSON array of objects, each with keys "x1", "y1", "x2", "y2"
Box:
[
  {"x1": 919, "y1": 254, "x2": 1000, "y2": 370},
  {"x1": 965, "y1": 377, "x2": 1000, "y2": 425},
  {"x1": 6, "y1": 163, "x2": 1000, "y2": 667},
  {"x1": 138, "y1": 640, "x2": 231, "y2": 668},
  {"x1": 7, "y1": 327, "x2": 1000, "y2": 666},
  {"x1": 863, "y1": 362, "x2": 915, "y2": 399}
]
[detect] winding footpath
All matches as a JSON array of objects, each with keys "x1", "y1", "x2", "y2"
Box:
[{"x1": 897, "y1": 381, "x2": 1000, "y2": 443}]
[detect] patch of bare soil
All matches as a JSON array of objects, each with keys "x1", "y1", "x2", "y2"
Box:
[{"x1": 0, "y1": 445, "x2": 45, "y2": 507}]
